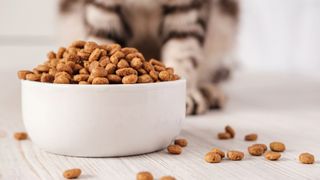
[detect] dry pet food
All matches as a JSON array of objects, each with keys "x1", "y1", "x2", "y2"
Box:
[
  {"x1": 217, "y1": 132, "x2": 231, "y2": 140},
  {"x1": 205, "y1": 152, "x2": 222, "y2": 163},
  {"x1": 160, "y1": 176, "x2": 176, "y2": 180},
  {"x1": 174, "y1": 138, "x2": 188, "y2": 147},
  {"x1": 248, "y1": 144, "x2": 265, "y2": 156},
  {"x1": 299, "y1": 153, "x2": 315, "y2": 164},
  {"x1": 270, "y1": 141, "x2": 286, "y2": 152},
  {"x1": 18, "y1": 41, "x2": 180, "y2": 85},
  {"x1": 14, "y1": 132, "x2": 28, "y2": 140},
  {"x1": 136, "y1": 171, "x2": 154, "y2": 180},
  {"x1": 167, "y1": 145, "x2": 182, "y2": 155},
  {"x1": 225, "y1": 125, "x2": 235, "y2": 138},
  {"x1": 264, "y1": 151, "x2": 281, "y2": 161},
  {"x1": 244, "y1": 133, "x2": 258, "y2": 141},
  {"x1": 63, "y1": 168, "x2": 81, "y2": 179},
  {"x1": 211, "y1": 148, "x2": 225, "y2": 158},
  {"x1": 227, "y1": 151, "x2": 244, "y2": 161}
]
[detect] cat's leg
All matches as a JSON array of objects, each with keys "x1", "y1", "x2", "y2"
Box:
[
  {"x1": 84, "y1": 0, "x2": 132, "y2": 45},
  {"x1": 160, "y1": 0, "x2": 210, "y2": 115}
]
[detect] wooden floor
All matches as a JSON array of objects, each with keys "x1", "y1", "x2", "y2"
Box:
[{"x1": 0, "y1": 72, "x2": 319, "y2": 180}]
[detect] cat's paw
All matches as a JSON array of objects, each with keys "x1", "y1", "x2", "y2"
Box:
[
  {"x1": 200, "y1": 83, "x2": 227, "y2": 110},
  {"x1": 186, "y1": 88, "x2": 208, "y2": 115}
]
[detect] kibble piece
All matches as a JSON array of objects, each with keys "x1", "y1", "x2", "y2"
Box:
[
  {"x1": 14, "y1": 132, "x2": 28, "y2": 140},
  {"x1": 264, "y1": 151, "x2": 281, "y2": 161},
  {"x1": 137, "y1": 74, "x2": 153, "y2": 83},
  {"x1": 122, "y1": 74, "x2": 138, "y2": 84},
  {"x1": 270, "y1": 142, "x2": 286, "y2": 152},
  {"x1": 88, "y1": 61, "x2": 100, "y2": 73},
  {"x1": 36, "y1": 64, "x2": 50, "y2": 72},
  {"x1": 126, "y1": 52, "x2": 145, "y2": 61},
  {"x1": 92, "y1": 77, "x2": 109, "y2": 84},
  {"x1": 84, "y1": 41, "x2": 98, "y2": 53},
  {"x1": 79, "y1": 68, "x2": 89, "y2": 75},
  {"x1": 117, "y1": 59, "x2": 130, "y2": 69},
  {"x1": 166, "y1": 67, "x2": 174, "y2": 74},
  {"x1": 136, "y1": 171, "x2": 153, "y2": 180},
  {"x1": 248, "y1": 144, "x2": 265, "y2": 156},
  {"x1": 26, "y1": 73, "x2": 41, "y2": 81},
  {"x1": 110, "y1": 50, "x2": 125, "y2": 64},
  {"x1": 56, "y1": 63, "x2": 73, "y2": 74},
  {"x1": 55, "y1": 72, "x2": 72, "y2": 80},
  {"x1": 78, "y1": 49, "x2": 90, "y2": 60},
  {"x1": 47, "y1": 51, "x2": 56, "y2": 59},
  {"x1": 57, "y1": 47, "x2": 66, "y2": 59},
  {"x1": 41, "y1": 73, "x2": 54, "y2": 83},
  {"x1": 167, "y1": 145, "x2": 182, "y2": 155},
  {"x1": 211, "y1": 148, "x2": 225, "y2": 158},
  {"x1": 54, "y1": 76, "x2": 70, "y2": 84},
  {"x1": 99, "y1": 56, "x2": 110, "y2": 67},
  {"x1": 116, "y1": 68, "x2": 137, "y2": 77},
  {"x1": 227, "y1": 151, "x2": 244, "y2": 161},
  {"x1": 225, "y1": 125, "x2": 235, "y2": 138},
  {"x1": 88, "y1": 48, "x2": 101, "y2": 62},
  {"x1": 65, "y1": 53, "x2": 80, "y2": 63},
  {"x1": 154, "y1": 65, "x2": 166, "y2": 72},
  {"x1": 149, "y1": 70, "x2": 158, "y2": 81},
  {"x1": 150, "y1": 59, "x2": 165, "y2": 67},
  {"x1": 91, "y1": 67, "x2": 108, "y2": 77},
  {"x1": 107, "y1": 44, "x2": 121, "y2": 55},
  {"x1": 253, "y1": 144, "x2": 268, "y2": 152},
  {"x1": 217, "y1": 132, "x2": 231, "y2": 140},
  {"x1": 63, "y1": 168, "x2": 81, "y2": 179},
  {"x1": 70, "y1": 40, "x2": 86, "y2": 48},
  {"x1": 121, "y1": 47, "x2": 137, "y2": 54},
  {"x1": 205, "y1": 152, "x2": 222, "y2": 163},
  {"x1": 107, "y1": 74, "x2": 122, "y2": 84},
  {"x1": 17, "y1": 70, "x2": 32, "y2": 80},
  {"x1": 131, "y1": 57, "x2": 143, "y2": 69},
  {"x1": 105, "y1": 63, "x2": 117, "y2": 74},
  {"x1": 160, "y1": 176, "x2": 176, "y2": 180},
  {"x1": 137, "y1": 68, "x2": 147, "y2": 75},
  {"x1": 299, "y1": 153, "x2": 315, "y2": 164},
  {"x1": 143, "y1": 62, "x2": 154, "y2": 72},
  {"x1": 159, "y1": 71, "x2": 171, "y2": 81},
  {"x1": 174, "y1": 139, "x2": 188, "y2": 147},
  {"x1": 73, "y1": 74, "x2": 90, "y2": 82},
  {"x1": 79, "y1": 81, "x2": 89, "y2": 85},
  {"x1": 245, "y1": 133, "x2": 258, "y2": 141}
]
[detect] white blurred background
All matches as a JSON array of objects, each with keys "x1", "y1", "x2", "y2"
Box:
[
  {"x1": 1, "y1": 0, "x2": 320, "y2": 73},
  {"x1": 0, "y1": 0, "x2": 320, "y2": 111}
]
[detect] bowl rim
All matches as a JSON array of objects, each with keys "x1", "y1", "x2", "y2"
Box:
[{"x1": 21, "y1": 79, "x2": 186, "y2": 90}]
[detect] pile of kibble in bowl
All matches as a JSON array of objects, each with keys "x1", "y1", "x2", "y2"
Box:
[{"x1": 17, "y1": 40, "x2": 180, "y2": 84}]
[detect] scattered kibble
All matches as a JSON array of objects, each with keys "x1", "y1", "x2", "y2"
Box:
[
  {"x1": 18, "y1": 41, "x2": 180, "y2": 85},
  {"x1": 167, "y1": 145, "x2": 182, "y2": 155},
  {"x1": 174, "y1": 138, "x2": 188, "y2": 147},
  {"x1": 270, "y1": 141, "x2": 286, "y2": 152},
  {"x1": 136, "y1": 171, "x2": 154, "y2": 180},
  {"x1": 63, "y1": 168, "x2": 81, "y2": 179},
  {"x1": 14, "y1": 132, "x2": 28, "y2": 140},
  {"x1": 244, "y1": 133, "x2": 258, "y2": 141},
  {"x1": 227, "y1": 151, "x2": 244, "y2": 161},
  {"x1": 225, "y1": 125, "x2": 235, "y2": 138},
  {"x1": 248, "y1": 144, "x2": 265, "y2": 156},
  {"x1": 264, "y1": 151, "x2": 281, "y2": 161},
  {"x1": 211, "y1": 148, "x2": 225, "y2": 158},
  {"x1": 205, "y1": 152, "x2": 222, "y2": 163},
  {"x1": 217, "y1": 132, "x2": 231, "y2": 140},
  {"x1": 299, "y1": 153, "x2": 315, "y2": 164},
  {"x1": 160, "y1": 176, "x2": 176, "y2": 180}
]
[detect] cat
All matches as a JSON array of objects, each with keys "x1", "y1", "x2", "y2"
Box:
[{"x1": 58, "y1": 0, "x2": 239, "y2": 115}]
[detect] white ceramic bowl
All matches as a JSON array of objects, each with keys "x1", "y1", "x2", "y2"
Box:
[{"x1": 21, "y1": 80, "x2": 186, "y2": 157}]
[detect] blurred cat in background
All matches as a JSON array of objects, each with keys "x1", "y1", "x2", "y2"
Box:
[{"x1": 58, "y1": 0, "x2": 239, "y2": 115}]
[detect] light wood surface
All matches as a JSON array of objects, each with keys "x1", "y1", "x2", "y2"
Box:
[{"x1": 0, "y1": 72, "x2": 319, "y2": 180}]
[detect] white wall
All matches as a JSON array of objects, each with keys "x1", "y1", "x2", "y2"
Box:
[{"x1": 237, "y1": 0, "x2": 320, "y2": 73}]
